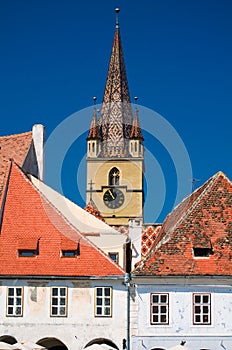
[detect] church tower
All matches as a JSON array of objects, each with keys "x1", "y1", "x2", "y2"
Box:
[{"x1": 86, "y1": 9, "x2": 144, "y2": 226}]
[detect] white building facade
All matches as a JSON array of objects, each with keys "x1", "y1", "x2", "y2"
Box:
[
  {"x1": 0, "y1": 277, "x2": 127, "y2": 350},
  {"x1": 131, "y1": 276, "x2": 232, "y2": 350}
]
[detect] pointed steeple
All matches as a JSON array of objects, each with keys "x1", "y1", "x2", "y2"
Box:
[
  {"x1": 99, "y1": 8, "x2": 133, "y2": 157},
  {"x1": 130, "y1": 102, "x2": 144, "y2": 141},
  {"x1": 87, "y1": 98, "x2": 101, "y2": 140}
]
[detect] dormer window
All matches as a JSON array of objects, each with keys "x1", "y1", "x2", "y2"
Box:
[
  {"x1": 17, "y1": 237, "x2": 39, "y2": 257},
  {"x1": 193, "y1": 248, "x2": 213, "y2": 258},
  {"x1": 18, "y1": 250, "x2": 37, "y2": 257},
  {"x1": 62, "y1": 250, "x2": 78, "y2": 257}
]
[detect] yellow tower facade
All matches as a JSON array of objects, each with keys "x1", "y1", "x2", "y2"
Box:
[{"x1": 86, "y1": 9, "x2": 144, "y2": 226}]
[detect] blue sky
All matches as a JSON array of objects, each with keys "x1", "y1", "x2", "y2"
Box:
[{"x1": 0, "y1": 0, "x2": 231, "y2": 223}]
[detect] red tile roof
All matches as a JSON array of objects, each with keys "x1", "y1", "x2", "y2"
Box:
[
  {"x1": 84, "y1": 199, "x2": 105, "y2": 222},
  {"x1": 135, "y1": 171, "x2": 232, "y2": 276},
  {"x1": 0, "y1": 131, "x2": 32, "y2": 197},
  {"x1": 0, "y1": 162, "x2": 124, "y2": 277}
]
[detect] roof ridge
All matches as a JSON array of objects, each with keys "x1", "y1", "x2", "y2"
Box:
[
  {"x1": 0, "y1": 130, "x2": 32, "y2": 139},
  {"x1": 156, "y1": 172, "x2": 221, "y2": 249},
  {"x1": 135, "y1": 172, "x2": 225, "y2": 271}
]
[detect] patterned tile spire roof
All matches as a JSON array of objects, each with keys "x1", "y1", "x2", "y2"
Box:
[
  {"x1": 87, "y1": 106, "x2": 101, "y2": 140},
  {"x1": 130, "y1": 107, "x2": 144, "y2": 140},
  {"x1": 134, "y1": 171, "x2": 232, "y2": 276},
  {"x1": 99, "y1": 9, "x2": 133, "y2": 157}
]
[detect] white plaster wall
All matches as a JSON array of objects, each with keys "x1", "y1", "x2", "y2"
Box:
[
  {"x1": 131, "y1": 277, "x2": 232, "y2": 350},
  {"x1": 0, "y1": 278, "x2": 127, "y2": 350}
]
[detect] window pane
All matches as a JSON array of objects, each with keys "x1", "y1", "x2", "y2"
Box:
[
  {"x1": 203, "y1": 315, "x2": 209, "y2": 323},
  {"x1": 161, "y1": 306, "x2": 166, "y2": 313},
  {"x1": 96, "y1": 297, "x2": 102, "y2": 305},
  {"x1": 195, "y1": 295, "x2": 201, "y2": 303},
  {"x1": 60, "y1": 307, "x2": 66, "y2": 315},
  {"x1": 52, "y1": 307, "x2": 58, "y2": 315},
  {"x1": 60, "y1": 288, "x2": 66, "y2": 296},
  {"x1": 60, "y1": 298, "x2": 66, "y2": 305},
  {"x1": 195, "y1": 306, "x2": 201, "y2": 314},
  {"x1": 203, "y1": 295, "x2": 209, "y2": 303},
  {"x1": 8, "y1": 297, "x2": 14, "y2": 305},
  {"x1": 105, "y1": 307, "x2": 110, "y2": 315},
  {"x1": 8, "y1": 307, "x2": 13, "y2": 314},
  {"x1": 16, "y1": 307, "x2": 21, "y2": 315},
  {"x1": 96, "y1": 307, "x2": 102, "y2": 315},
  {"x1": 52, "y1": 298, "x2": 58, "y2": 305},
  {"x1": 16, "y1": 297, "x2": 21, "y2": 305},
  {"x1": 203, "y1": 306, "x2": 208, "y2": 313},
  {"x1": 153, "y1": 306, "x2": 158, "y2": 313},
  {"x1": 195, "y1": 315, "x2": 201, "y2": 322},
  {"x1": 153, "y1": 295, "x2": 158, "y2": 303},
  {"x1": 16, "y1": 288, "x2": 22, "y2": 296},
  {"x1": 161, "y1": 295, "x2": 167, "y2": 303},
  {"x1": 153, "y1": 315, "x2": 158, "y2": 323},
  {"x1": 161, "y1": 315, "x2": 167, "y2": 323},
  {"x1": 96, "y1": 288, "x2": 102, "y2": 296},
  {"x1": 105, "y1": 288, "x2": 110, "y2": 296},
  {"x1": 52, "y1": 288, "x2": 58, "y2": 296},
  {"x1": 8, "y1": 288, "x2": 14, "y2": 296}
]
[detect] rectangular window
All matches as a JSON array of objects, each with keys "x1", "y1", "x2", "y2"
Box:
[
  {"x1": 95, "y1": 287, "x2": 112, "y2": 317},
  {"x1": 193, "y1": 248, "x2": 213, "y2": 257},
  {"x1": 18, "y1": 250, "x2": 37, "y2": 257},
  {"x1": 7, "y1": 287, "x2": 23, "y2": 316},
  {"x1": 150, "y1": 293, "x2": 169, "y2": 325},
  {"x1": 193, "y1": 293, "x2": 211, "y2": 324},
  {"x1": 108, "y1": 252, "x2": 119, "y2": 264},
  {"x1": 61, "y1": 250, "x2": 77, "y2": 257},
  {"x1": 51, "y1": 287, "x2": 67, "y2": 317}
]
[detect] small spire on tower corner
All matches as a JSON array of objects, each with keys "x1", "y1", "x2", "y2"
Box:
[{"x1": 115, "y1": 7, "x2": 120, "y2": 28}]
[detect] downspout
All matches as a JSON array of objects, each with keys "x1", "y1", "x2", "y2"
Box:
[
  {"x1": 124, "y1": 236, "x2": 132, "y2": 350},
  {"x1": 124, "y1": 272, "x2": 131, "y2": 350}
]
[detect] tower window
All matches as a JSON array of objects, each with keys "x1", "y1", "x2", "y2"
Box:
[{"x1": 109, "y1": 167, "x2": 120, "y2": 186}]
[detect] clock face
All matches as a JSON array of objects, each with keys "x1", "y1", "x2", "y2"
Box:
[{"x1": 103, "y1": 188, "x2": 124, "y2": 209}]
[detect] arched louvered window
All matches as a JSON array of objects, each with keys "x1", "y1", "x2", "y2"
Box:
[{"x1": 109, "y1": 167, "x2": 120, "y2": 186}]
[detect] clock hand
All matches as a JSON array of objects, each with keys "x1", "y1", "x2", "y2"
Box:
[{"x1": 109, "y1": 189, "x2": 115, "y2": 200}]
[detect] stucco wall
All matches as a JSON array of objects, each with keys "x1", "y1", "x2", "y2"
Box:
[
  {"x1": 131, "y1": 277, "x2": 232, "y2": 350},
  {"x1": 0, "y1": 278, "x2": 127, "y2": 350}
]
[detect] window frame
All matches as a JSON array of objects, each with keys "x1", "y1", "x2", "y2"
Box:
[
  {"x1": 50, "y1": 287, "x2": 68, "y2": 317},
  {"x1": 192, "y1": 293, "x2": 211, "y2": 325},
  {"x1": 94, "y1": 286, "x2": 112, "y2": 317},
  {"x1": 6, "y1": 287, "x2": 23, "y2": 317},
  {"x1": 150, "y1": 293, "x2": 169, "y2": 325}
]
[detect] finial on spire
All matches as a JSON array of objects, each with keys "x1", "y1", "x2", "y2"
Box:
[
  {"x1": 115, "y1": 7, "x2": 120, "y2": 28},
  {"x1": 134, "y1": 96, "x2": 139, "y2": 111},
  {"x1": 93, "y1": 96, "x2": 97, "y2": 105}
]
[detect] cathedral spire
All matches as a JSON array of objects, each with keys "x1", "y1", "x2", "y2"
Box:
[{"x1": 99, "y1": 8, "x2": 133, "y2": 157}]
